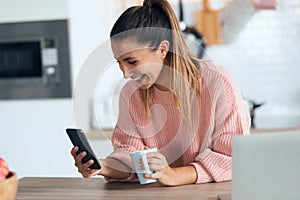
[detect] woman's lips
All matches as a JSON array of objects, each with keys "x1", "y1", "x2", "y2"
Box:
[{"x1": 132, "y1": 74, "x2": 145, "y2": 82}]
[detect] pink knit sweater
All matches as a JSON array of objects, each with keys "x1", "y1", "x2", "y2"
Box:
[{"x1": 107, "y1": 61, "x2": 250, "y2": 184}]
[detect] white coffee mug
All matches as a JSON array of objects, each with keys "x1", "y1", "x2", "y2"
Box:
[{"x1": 130, "y1": 148, "x2": 158, "y2": 184}]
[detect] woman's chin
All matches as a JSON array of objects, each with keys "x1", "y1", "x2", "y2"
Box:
[
  {"x1": 138, "y1": 82, "x2": 153, "y2": 90},
  {"x1": 139, "y1": 84, "x2": 152, "y2": 90}
]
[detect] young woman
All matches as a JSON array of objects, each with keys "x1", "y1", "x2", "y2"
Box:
[{"x1": 71, "y1": 0, "x2": 250, "y2": 186}]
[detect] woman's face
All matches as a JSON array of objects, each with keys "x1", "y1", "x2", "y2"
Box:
[{"x1": 111, "y1": 38, "x2": 168, "y2": 90}]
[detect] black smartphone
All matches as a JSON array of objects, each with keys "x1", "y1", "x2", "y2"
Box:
[{"x1": 66, "y1": 128, "x2": 101, "y2": 169}]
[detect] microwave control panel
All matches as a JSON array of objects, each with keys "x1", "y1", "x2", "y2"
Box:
[{"x1": 42, "y1": 38, "x2": 59, "y2": 85}]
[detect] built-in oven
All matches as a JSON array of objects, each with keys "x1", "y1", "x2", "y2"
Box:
[{"x1": 0, "y1": 20, "x2": 71, "y2": 99}]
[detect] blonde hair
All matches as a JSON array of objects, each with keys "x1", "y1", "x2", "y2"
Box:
[{"x1": 110, "y1": 0, "x2": 202, "y2": 123}]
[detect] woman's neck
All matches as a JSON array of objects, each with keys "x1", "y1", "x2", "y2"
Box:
[
  {"x1": 154, "y1": 84, "x2": 169, "y2": 91},
  {"x1": 155, "y1": 64, "x2": 172, "y2": 91}
]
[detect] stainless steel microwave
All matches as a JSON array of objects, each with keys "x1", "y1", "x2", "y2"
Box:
[{"x1": 0, "y1": 20, "x2": 71, "y2": 99}]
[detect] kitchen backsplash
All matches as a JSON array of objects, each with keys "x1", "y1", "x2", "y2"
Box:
[{"x1": 204, "y1": 0, "x2": 300, "y2": 120}]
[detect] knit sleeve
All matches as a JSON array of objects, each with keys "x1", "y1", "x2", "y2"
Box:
[
  {"x1": 190, "y1": 66, "x2": 251, "y2": 183},
  {"x1": 104, "y1": 125, "x2": 142, "y2": 183},
  {"x1": 105, "y1": 81, "x2": 145, "y2": 182}
]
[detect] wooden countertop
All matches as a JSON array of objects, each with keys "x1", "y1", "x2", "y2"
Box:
[{"x1": 16, "y1": 177, "x2": 231, "y2": 200}]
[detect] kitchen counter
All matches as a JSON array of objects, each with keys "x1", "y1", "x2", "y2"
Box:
[
  {"x1": 16, "y1": 177, "x2": 231, "y2": 200},
  {"x1": 87, "y1": 124, "x2": 300, "y2": 139}
]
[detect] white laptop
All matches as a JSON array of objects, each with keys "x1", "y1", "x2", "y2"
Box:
[{"x1": 218, "y1": 131, "x2": 300, "y2": 200}]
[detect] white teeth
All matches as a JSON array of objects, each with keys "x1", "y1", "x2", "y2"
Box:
[{"x1": 133, "y1": 74, "x2": 144, "y2": 81}]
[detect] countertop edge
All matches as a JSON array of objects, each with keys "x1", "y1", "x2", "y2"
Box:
[{"x1": 87, "y1": 126, "x2": 300, "y2": 140}]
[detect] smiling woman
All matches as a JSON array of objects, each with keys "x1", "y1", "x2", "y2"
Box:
[
  {"x1": 70, "y1": 0, "x2": 250, "y2": 186},
  {"x1": 111, "y1": 38, "x2": 170, "y2": 90}
]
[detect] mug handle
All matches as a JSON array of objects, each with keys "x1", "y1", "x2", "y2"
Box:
[{"x1": 141, "y1": 152, "x2": 151, "y2": 174}]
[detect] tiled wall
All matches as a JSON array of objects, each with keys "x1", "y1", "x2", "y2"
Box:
[
  {"x1": 201, "y1": 0, "x2": 300, "y2": 124},
  {"x1": 172, "y1": 0, "x2": 300, "y2": 128}
]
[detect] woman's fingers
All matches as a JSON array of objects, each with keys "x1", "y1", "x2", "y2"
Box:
[
  {"x1": 148, "y1": 163, "x2": 165, "y2": 170},
  {"x1": 81, "y1": 168, "x2": 99, "y2": 178},
  {"x1": 137, "y1": 152, "x2": 169, "y2": 174},
  {"x1": 146, "y1": 152, "x2": 164, "y2": 164},
  {"x1": 144, "y1": 171, "x2": 162, "y2": 179},
  {"x1": 70, "y1": 146, "x2": 78, "y2": 157},
  {"x1": 70, "y1": 147, "x2": 101, "y2": 178},
  {"x1": 146, "y1": 152, "x2": 168, "y2": 170},
  {"x1": 82, "y1": 159, "x2": 94, "y2": 169},
  {"x1": 72, "y1": 148, "x2": 93, "y2": 170},
  {"x1": 74, "y1": 151, "x2": 87, "y2": 166}
]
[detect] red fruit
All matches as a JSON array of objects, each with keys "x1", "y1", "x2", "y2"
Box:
[{"x1": 0, "y1": 157, "x2": 10, "y2": 181}]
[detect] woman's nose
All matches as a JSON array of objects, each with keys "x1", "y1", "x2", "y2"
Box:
[{"x1": 122, "y1": 66, "x2": 133, "y2": 79}]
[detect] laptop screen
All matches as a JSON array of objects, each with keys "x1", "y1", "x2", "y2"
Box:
[{"x1": 219, "y1": 131, "x2": 300, "y2": 200}]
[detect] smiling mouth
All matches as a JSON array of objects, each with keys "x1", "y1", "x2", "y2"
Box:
[{"x1": 132, "y1": 74, "x2": 146, "y2": 82}]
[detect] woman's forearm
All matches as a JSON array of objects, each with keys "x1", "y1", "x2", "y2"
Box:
[
  {"x1": 99, "y1": 158, "x2": 131, "y2": 180},
  {"x1": 99, "y1": 158, "x2": 197, "y2": 185}
]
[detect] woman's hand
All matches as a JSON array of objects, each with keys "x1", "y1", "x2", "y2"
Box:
[
  {"x1": 142, "y1": 152, "x2": 177, "y2": 186},
  {"x1": 70, "y1": 146, "x2": 101, "y2": 178},
  {"x1": 70, "y1": 146, "x2": 131, "y2": 180},
  {"x1": 143, "y1": 152, "x2": 198, "y2": 186}
]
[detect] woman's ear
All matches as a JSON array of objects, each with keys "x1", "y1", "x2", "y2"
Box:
[{"x1": 159, "y1": 40, "x2": 169, "y2": 59}]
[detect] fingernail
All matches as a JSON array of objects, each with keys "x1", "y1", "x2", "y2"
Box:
[{"x1": 144, "y1": 174, "x2": 150, "y2": 178}]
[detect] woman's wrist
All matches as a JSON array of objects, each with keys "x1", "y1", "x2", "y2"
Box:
[
  {"x1": 144, "y1": 165, "x2": 197, "y2": 186},
  {"x1": 173, "y1": 166, "x2": 197, "y2": 185},
  {"x1": 99, "y1": 159, "x2": 131, "y2": 180},
  {"x1": 164, "y1": 166, "x2": 197, "y2": 186}
]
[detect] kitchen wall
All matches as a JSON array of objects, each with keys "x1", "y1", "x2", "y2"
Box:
[
  {"x1": 203, "y1": 0, "x2": 300, "y2": 128},
  {"x1": 173, "y1": 0, "x2": 300, "y2": 128},
  {"x1": 0, "y1": 0, "x2": 116, "y2": 178}
]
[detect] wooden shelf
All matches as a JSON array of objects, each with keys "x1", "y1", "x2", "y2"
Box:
[
  {"x1": 86, "y1": 129, "x2": 114, "y2": 140},
  {"x1": 249, "y1": 126, "x2": 300, "y2": 134},
  {"x1": 87, "y1": 125, "x2": 300, "y2": 140}
]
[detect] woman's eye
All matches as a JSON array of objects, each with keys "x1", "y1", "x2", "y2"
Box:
[{"x1": 128, "y1": 60, "x2": 137, "y2": 65}]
